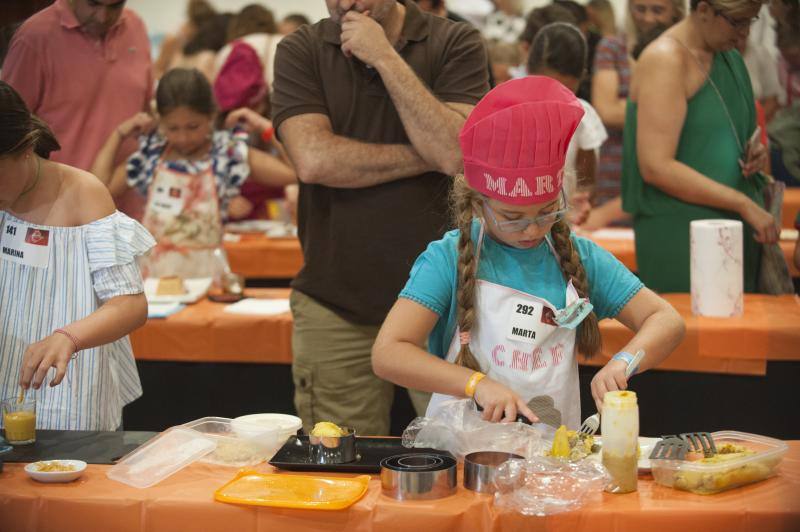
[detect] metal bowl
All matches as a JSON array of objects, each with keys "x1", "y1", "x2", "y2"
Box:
[
  {"x1": 464, "y1": 451, "x2": 524, "y2": 494},
  {"x1": 380, "y1": 453, "x2": 457, "y2": 500}
]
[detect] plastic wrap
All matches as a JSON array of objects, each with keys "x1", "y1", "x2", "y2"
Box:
[
  {"x1": 402, "y1": 399, "x2": 542, "y2": 460},
  {"x1": 493, "y1": 456, "x2": 609, "y2": 516}
]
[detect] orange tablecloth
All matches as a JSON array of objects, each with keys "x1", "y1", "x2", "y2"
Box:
[
  {"x1": 590, "y1": 231, "x2": 799, "y2": 277},
  {"x1": 784, "y1": 188, "x2": 800, "y2": 229},
  {"x1": 132, "y1": 289, "x2": 294, "y2": 364},
  {"x1": 224, "y1": 235, "x2": 303, "y2": 279},
  {"x1": 2, "y1": 443, "x2": 799, "y2": 532},
  {"x1": 221, "y1": 231, "x2": 798, "y2": 280},
  {"x1": 132, "y1": 292, "x2": 800, "y2": 376}
]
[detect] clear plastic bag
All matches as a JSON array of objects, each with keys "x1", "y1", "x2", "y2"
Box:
[
  {"x1": 401, "y1": 399, "x2": 542, "y2": 460},
  {"x1": 493, "y1": 456, "x2": 608, "y2": 516}
]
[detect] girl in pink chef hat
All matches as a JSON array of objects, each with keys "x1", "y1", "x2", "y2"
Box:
[{"x1": 372, "y1": 76, "x2": 686, "y2": 427}]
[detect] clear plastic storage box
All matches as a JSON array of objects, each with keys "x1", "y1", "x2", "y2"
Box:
[
  {"x1": 650, "y1": 430, "x2": 788, "y2": 495},
  {"x1": 182, "y1": 417, "x2": 275, "y2": 467}
]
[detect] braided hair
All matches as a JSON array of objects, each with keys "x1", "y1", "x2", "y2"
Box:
[
  {"x1": 549, "y1": 218, "x2": 602, "y2": 357},
  {"x1": 451, "y1": 175, "x2": 484, "y2": 372}
]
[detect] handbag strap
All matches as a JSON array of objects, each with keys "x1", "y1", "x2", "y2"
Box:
[{"x1": 666, "y1": 36, "x2": 748, "y2": 155}]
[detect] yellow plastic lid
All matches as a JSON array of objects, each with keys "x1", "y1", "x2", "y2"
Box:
[{"x1": 214, "y1": 471, "x2": 370, "y2": 510}]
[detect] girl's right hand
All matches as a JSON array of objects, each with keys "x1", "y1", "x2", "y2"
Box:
[
  {"x1": 473, "y1": 377, "x2": 539, "y2": 423},
  {"x1": 19, "y1": 333, "x2": 75, "y2": 390},
  {"x1": 741, "y1": 199, "x2": 779, "y2": 244},
  {"x1": 117, "y1": 112, "x2": 155, "y2": 139}
]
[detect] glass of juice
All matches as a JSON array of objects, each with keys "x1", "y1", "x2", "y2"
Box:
[{"x1": 2, "y1": 396, "x2": 36, "y2": 445}]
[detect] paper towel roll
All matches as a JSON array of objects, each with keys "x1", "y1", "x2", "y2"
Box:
[{"x1": 690, "y1": 220, "x2": 744, "y2": 317}]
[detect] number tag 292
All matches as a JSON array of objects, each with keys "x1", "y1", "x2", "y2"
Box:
[{"x1": 505, "y1": 297, "x2": 557, "y2": 345}]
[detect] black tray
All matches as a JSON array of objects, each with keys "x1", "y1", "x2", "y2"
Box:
[
  {"x1": 269, "y1": 435, "x2": 454, "y2": 473},
  {"x1": 2, "y1": 430, "x2": 157, "y2": 465}
]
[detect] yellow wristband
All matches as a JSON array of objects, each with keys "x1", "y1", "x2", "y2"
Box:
[{"x1": 464, "y1": 371, "x2": 486, "y2": 397}]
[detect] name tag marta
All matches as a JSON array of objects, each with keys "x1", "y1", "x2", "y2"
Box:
[
  {"x1": 506, "y1": 298, "x2": 557, "y2": 345},
  {"x1": 0, "y1": 222, "x2": 50, "y2": 268}
]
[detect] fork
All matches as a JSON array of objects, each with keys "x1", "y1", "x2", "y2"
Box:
[{"x1": 578, "y1": 349, "x2": 645, "y2": 436}]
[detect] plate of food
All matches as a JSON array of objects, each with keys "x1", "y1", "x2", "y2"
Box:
[
  {"x1": 144, "y1": 277, "x2": 213, "y2": 304},
  {"x1": 25, "y1": 460, "x2": 87, "y2": 483},
  {"x1": 546, "y1": 426, "x2": 660, "y2": 473}
]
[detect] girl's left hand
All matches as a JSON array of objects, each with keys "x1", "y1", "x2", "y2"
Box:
[
  {"x1": 19, "y1": 333, "x2": 76, "y2": 390},
  {"x1": 225, "y1": 108, "x2": 272, "y2": 136},
  {"x1": 227, "y1": 195, "x2": 254, "y2": 220},
  {"x1": 590, "y1": 358, "x2": 629, "y2": 412},
  {"x1": 741, "y1": 140, "x2": 768, "y2": 177}
]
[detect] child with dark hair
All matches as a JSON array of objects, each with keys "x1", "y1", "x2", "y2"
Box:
[
  {"x1": 0, "y1": 81, "x2": 154, "y2": 430},
  {"x1": 167, "y1": 13, "x2": 234, "y2": 81},
  {"x1": 529, "y1": 22, "x2": 608, "y2": 226},
  {"x1": 92, "y1": 68, "x2": 295, "y2": 279},
  {"x1": 279, "y1": 13, "x2": 312, "y2": 35},
  {"x1": 372, "y1": 77, "x2": 684, "y2": 426}
]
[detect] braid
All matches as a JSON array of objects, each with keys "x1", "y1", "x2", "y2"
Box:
[
  {"x1": 451, "y1": 176, "x2": 483, "y2": 372},
  {"x1": 550, "y1": 219, "x2": 602, "y2": 357}
]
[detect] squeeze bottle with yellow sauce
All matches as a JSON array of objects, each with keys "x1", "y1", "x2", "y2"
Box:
[{"x1": 601, "y1": 390, "x2": 639, "y2": 493}]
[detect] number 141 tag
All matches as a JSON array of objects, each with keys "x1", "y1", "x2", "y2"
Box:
[{"x1": 505, "y1": 297, "x2": 557, "y2": 345}]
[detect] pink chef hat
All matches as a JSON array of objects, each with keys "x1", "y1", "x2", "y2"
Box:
[{"x1": 458, "y1": 76, "x2": 585, "y2": 205}]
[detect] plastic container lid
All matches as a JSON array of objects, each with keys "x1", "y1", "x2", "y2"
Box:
[
  {"x1": 650, "y1": 430, "x2": 789, "y2": 495},
  {"x1": 214, "y1": 470, "x2": 370, "y2": 510},
  {"x1": 107, "y1": 427, "x2": 216, "y2": 489}
]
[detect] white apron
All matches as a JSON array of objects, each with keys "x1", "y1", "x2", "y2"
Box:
[
  {"x1": 426, "y1": 223, "x2": 584, "y2": 429},
  {"x1": 140, "y1": 161, "x2": 227, "y2": 279}
]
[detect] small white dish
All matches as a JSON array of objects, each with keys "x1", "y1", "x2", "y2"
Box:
[{"x1": 25, "y1": 460, "x2": 87, "y2": 483}]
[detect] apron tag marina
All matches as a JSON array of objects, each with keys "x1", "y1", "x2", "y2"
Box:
[{"x1": 1, "y1": 222, "x2": 50, "y2": 268}]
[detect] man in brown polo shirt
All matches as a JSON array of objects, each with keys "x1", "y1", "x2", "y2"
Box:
[{"x1": 272, "y1": 0, "x2": 489, "y2": 435}]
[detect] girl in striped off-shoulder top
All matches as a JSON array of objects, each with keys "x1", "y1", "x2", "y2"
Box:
[{"x1": 0, "y1": 81, "x2": 155, "y2": 431}]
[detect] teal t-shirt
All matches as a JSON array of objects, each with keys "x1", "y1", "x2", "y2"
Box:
[{"x1": 399, "y1": 219, "x2": 644, "y2": 358}]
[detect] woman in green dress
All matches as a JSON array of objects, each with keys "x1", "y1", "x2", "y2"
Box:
[{"x1": 622, "y1": 0, "x2": 778, "y2": 292}]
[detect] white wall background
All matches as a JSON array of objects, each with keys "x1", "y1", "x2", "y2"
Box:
[
  {"x1": 129, "y1": 0, "x2": 633, "y2": 52},
  {"x1": 128, "y1": 0, "x2": 331, "y2": 42}
]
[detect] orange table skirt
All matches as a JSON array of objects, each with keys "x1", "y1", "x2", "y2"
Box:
[
  {"x1": 784, "y1": 188, "x2": 800, "y2": 229},
  {"x1": 132, "y1": 289, "x2": 294, "y2": 365},
  {"x1": 224, "y1": 234, "x2": 303, "y2": 279},
  {"x1": 590, "y1": 230, "x2": 799, "y2": 277},
  {"x1": 222, "y1": 231, "x2": 798, "y2": 281},
  {"x1": 132, "y1": 292, "x2": 800, "y2": 376},
  {"x1": 2, "y1": 442, "x2": 799, "y2": 532}
]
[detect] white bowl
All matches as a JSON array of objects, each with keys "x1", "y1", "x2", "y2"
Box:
[
  {"x1": 25, "y1": 460, "x2": 87, "y2": 483},
  {"x1": 231, "y1": 414, "x2": 302, "y2": 458}
]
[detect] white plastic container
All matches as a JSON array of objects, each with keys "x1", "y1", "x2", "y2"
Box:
[
  {"x1": 231, "y1": 413, "x2": 302, "y2": 460},
  {"x1": 650, "y1": 430, "x2": 789, "y2": 495},
  {"x1": 107, "y1": 427, "x2": 216, "y2": 488},
  {"x1": 601, "y1": 390, "x2": 639, "y2": 494},
  {"x1": 182, "y1": 416, "x2": 276, "y2": 467}
]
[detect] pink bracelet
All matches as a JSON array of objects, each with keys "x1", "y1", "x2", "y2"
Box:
[{"x1": 54, "y1": 328, "x2": 80, "y2": 359}]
